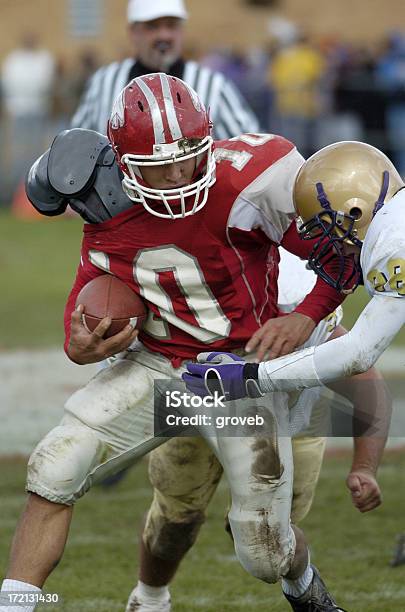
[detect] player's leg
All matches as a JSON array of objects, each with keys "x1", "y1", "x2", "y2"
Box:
[
  {"x1": 211, "y1": 394, "x2": 299, "y2": 584},
  {"x1": 6, "y1": 494, "x2": 72, "y2": 587},
  {"x1": 281, "y1": 318, "x2": 347, "y2": 610},
  {"x1": 221, "y1": 439, "x2": 344, "y2": 609},
  {"x1": 169, "y1": 379, "x2": 310, "y2": 585},
  {"x1": 130, "y1": 427, "x2": 325, "y2": 609},
  {"x1": 290, "y1": 435, "x2": 327, "y2": 524},
  {"x1": 212, "y1": 396, "x2": 346, "y2": 610},
  {"x1": 126, "y1": 436, "x2": 223, "y2": 611},
  {"x1": 223, "y1": 435, "x2": 326, "y2": 531},
  {"x1": 222, "y1": 431, "x2": 311, "y2": 585},
  {"x1": 1, "y1": 351, "x2": 171, "y2": 608},
  {"x1": 3, "y1": 415, "x2": 107, "y2": 592}
]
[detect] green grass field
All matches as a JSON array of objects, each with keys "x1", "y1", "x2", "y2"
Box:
[
  {"x1": 1, "y1": 211, "x2": 404, "y2": 350},
  {"x1": 0, "y1": 212, "x2": 82, "y2": 349},
  {"x1": 1, "y1": 452, "x2": 405, "y2": 611}
]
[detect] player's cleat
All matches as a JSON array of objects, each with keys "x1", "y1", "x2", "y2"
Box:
[
  {"x1": 283, "y1": 565, "x2": 348, "y2": 611},
  {"x1": 390, "y1": 533, "x2": 405, "y2": 567},
  {"x1": 125, "y1": 589, "x2": 171, "y2": 612}
]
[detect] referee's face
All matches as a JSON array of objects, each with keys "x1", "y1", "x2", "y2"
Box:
[{"x1": 130, "y1": 17, "x2": 185, "y2": 71}]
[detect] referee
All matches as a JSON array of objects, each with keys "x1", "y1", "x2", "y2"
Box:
[{"x1": 71, "y1": 0, "x2": 259, "y2": 138}]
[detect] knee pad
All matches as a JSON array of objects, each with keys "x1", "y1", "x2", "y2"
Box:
[
  {"x1": 143, "y1": 507, "x2": 205, "y2": 562},
  {"x1": 144, "y1": 438, "x2": 221, "y2": 561},
  {"x1": 228, "y1": 506, "x2": 295, "y2": 583},
  {"x1": 148, "y1": 438, "x2": 222, "y2": 500},
  {"x1": 27, "y1": 423, "x2": 105, "y2": 505}
]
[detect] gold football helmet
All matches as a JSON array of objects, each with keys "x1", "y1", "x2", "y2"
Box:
[{"x1": 293, "y1": 141, "x2": 404, "y2": 292}]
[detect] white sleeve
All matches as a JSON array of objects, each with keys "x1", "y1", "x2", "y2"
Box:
[{"x1": 258, "y1": 294, "x2": 405, "y2": 391}]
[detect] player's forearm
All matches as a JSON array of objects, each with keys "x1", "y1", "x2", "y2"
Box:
[
  {"x1": 352, "y1": 380, "x2": 389, "y2": 475},
  {"x1": 294, "y1": 276, "x2": 344, "y2": 325},
  {"x1": 328, "y1": 368, "x2": 391, "y2": 475},
  {"x1": 350, "y1": 436, "x2": 387, "y2": 476},
  {"x1": 258, "y1": 295, "x2": 405, "y2": 391}
]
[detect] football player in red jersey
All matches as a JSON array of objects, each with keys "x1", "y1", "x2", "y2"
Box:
[{"x1": 1, "y1": 74, "x2": 351, "y2": 612}]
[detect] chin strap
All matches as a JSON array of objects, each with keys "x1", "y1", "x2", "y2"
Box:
[
  {"x1": 317, "y1": 172, "x2": 390, "y2": 219},
  {"x1": 372, "y1": 170, "x2": 390, "y2": 217},
  {"x1": 316, "y1": 182, "x2": 332, "y2": 210}
]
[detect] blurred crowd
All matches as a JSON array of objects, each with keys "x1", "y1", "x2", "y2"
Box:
[
  {"x1": 1, "y1": 25, "x2": 405, "y2": 204},
  {"x1": 202, "y1": 26, "x2": 405, "y2": 176},
  {"x1": 0, "y1": 33, "x2": 99, "y2": 204}
]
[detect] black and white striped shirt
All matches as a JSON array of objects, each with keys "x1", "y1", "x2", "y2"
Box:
[{"x1": 71, "y1": 58, "x2": 260, "y2": 139}]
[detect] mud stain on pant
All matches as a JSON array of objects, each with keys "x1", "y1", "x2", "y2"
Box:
[{"x1": 251, "y1": 437, "x2": 284, "y2": 484}]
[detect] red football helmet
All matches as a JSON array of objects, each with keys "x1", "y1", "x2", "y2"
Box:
[{"x1": 107, "y1": 73, "x2": 216, "y2": 219}]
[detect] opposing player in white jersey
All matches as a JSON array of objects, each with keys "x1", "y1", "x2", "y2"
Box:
[{"x1": 183, "y1": 141, "x2": 405, "y2": 397}]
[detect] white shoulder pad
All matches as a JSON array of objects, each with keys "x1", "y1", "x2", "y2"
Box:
[
  {"x1": 362, "y1": 189, "x2": 405, "y2": 298},
  {"x1": 227, "y1": 148, "x2": 304, "y2": 243}
]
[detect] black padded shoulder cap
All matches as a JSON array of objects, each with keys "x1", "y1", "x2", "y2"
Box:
[
  {"x1": 26, "y1": 150, "x2": 67, "y2": 216},
  {"x1": 48, "y1": 128, "x2": 111, "y2": 196},
  {"x1": 26, "y1": 128, "x2": 134, "y2": 223}
]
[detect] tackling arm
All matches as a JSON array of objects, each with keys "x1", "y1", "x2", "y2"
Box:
[
  {"x1": 326, "y1": 325, "x2": 390, "y2": 511},
  {"x1": 258, "y1": 294, "x2": 405, "y2": 391},
  {"x1": 329, "y1": 368, "x2": 390, "y2": 475},
  {"x1": 183, "y1": 295, "x2": 402, "y2": 409},
  {"x1": 326, "y1": 326, "x2": 390, "y2": 473}
]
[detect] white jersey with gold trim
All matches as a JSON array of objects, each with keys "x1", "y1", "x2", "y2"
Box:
[
  {"x1": 257, "y1": 189, "x2": 405, "y2": 390},
  {"x1": 362, "y1": 188, "x2": 405, "y2": 299}
]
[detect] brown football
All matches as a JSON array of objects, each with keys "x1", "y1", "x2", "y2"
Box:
[{"x1": 75, "y1": 275, "x2": 147, "y2": 338}]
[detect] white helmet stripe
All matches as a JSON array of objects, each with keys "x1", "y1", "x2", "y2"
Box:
[
  {"x1": 137, "y1": 77, "x2": 166, "y2": 144},
  {"x1": 160, "y1": 73, "x2": 183, "y2": 141},
  {"x1": 183, "y1": 81, "x2": 202, "y2": 112}
]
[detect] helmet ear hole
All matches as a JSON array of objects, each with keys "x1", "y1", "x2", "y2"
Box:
[
  {"x1": 138, "y1": 101, "x2": 144, "y2": 112},
  {"x1": 176, "y1": 92, "x2": 182, "y2": 103},
  {"x1": 350, "y1": 207, "x2": 362, "y2": 220}
]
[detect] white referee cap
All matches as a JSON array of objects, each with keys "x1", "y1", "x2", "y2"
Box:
[{"x1": 127, "y1": 0, "x2": 188, "y2": 23}]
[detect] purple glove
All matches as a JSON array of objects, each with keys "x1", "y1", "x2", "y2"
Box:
[{"x1": 182, "y1": 351, "x2": 263, "y2": 401}]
